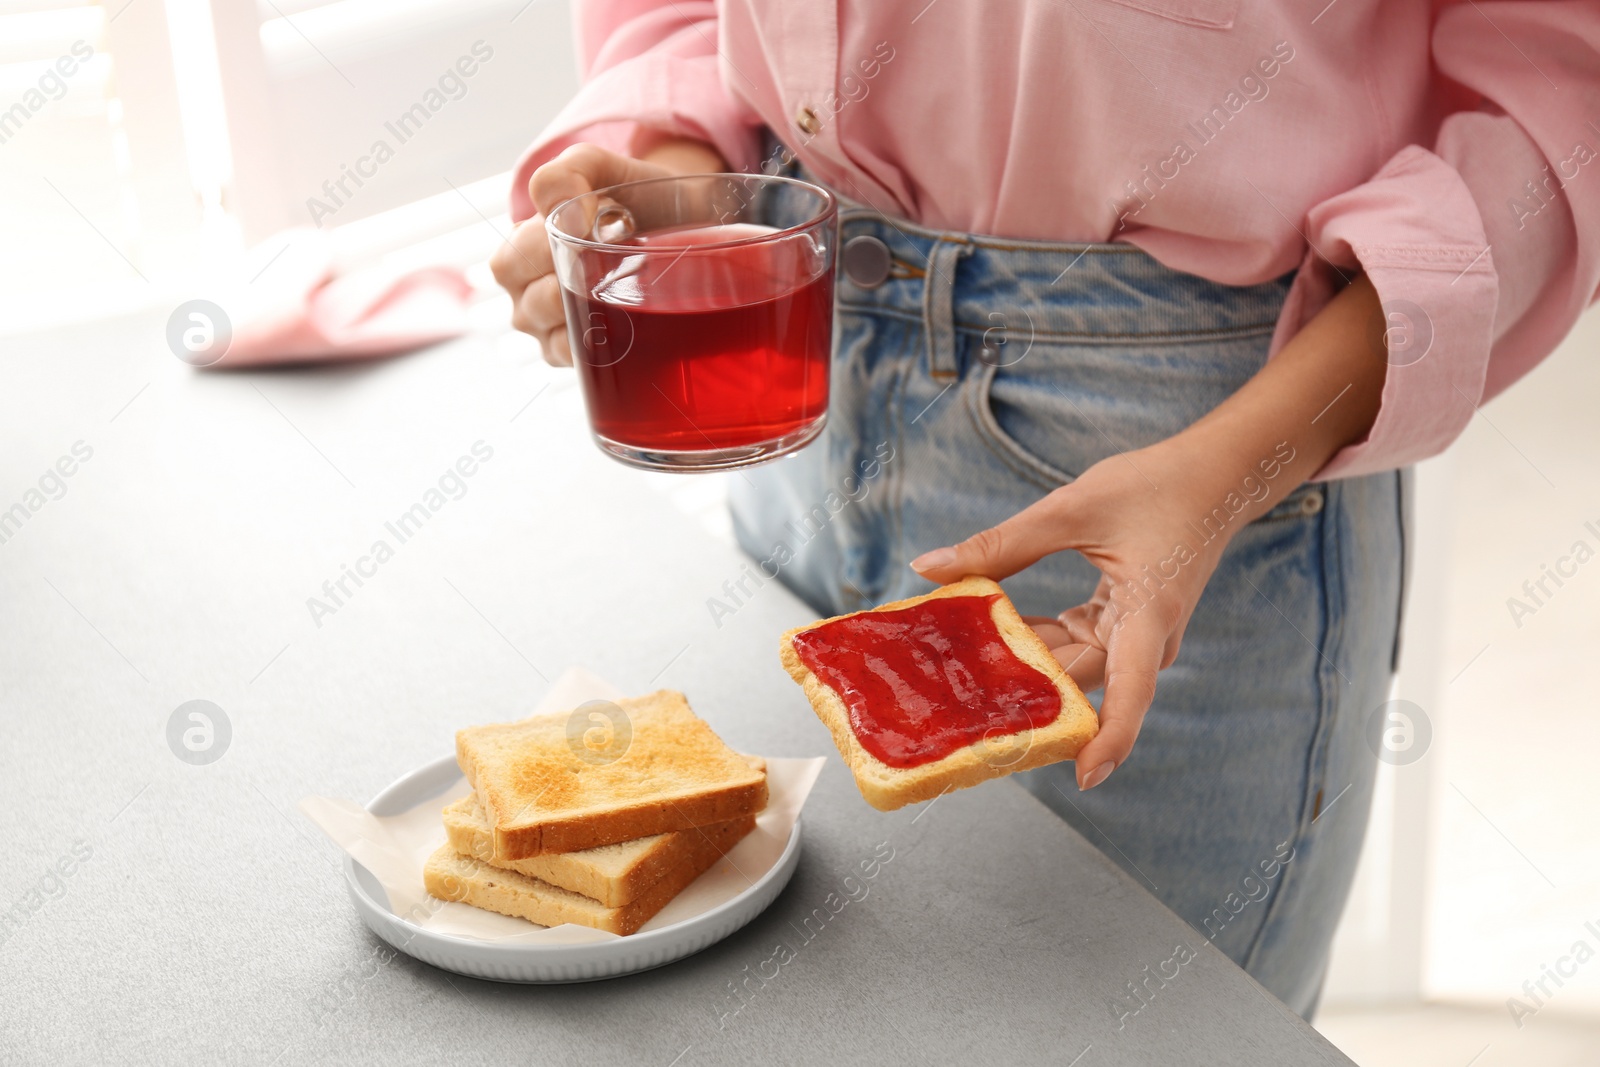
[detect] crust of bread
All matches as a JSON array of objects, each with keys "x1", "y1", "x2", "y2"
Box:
[
  {"x1": 779, "y1": 575, "x2": 1098, "y2": 812},
  {"x1": 423, "y1": 811, "x2": 754, "y2": 937},
  {"x1": 455, "y1": 690, "x2": 768, "y2": 860},
  {"x1": 442, "y1": 794, "x2": 756, "y2": 907}
]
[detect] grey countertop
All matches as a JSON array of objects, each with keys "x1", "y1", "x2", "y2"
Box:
[{"x1": 0, "y1": 314, "x2": 1351, "y2": 1065}]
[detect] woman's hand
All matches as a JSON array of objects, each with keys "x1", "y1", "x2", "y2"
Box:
[
  {"x1": 910, "y1": 442, "x2": 1232, "y2": 792},
  {"x1": 912, "y1": 274, "x2": 1390, "y2": 791},
  {"x1": 490, "y1": 138, "x2": 725, "y2": 365}
]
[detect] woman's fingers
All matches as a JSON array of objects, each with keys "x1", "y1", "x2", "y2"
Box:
[
  {"x1": 1073, "y1": 606, "x2": 1166, "y2": 790},
  {"x1": 910, "y1": 486, "x2": 1076, "y2": 583},
  {"x1": 1054, "y1": 644, "x2": 1107, "y2": 693},
  {"x1": 494, "y1": 144, "x2": 673, "y2": 345},
  {"x1": 1054, "y1": 593, "x2": 1110, "y2": 690},
  {"x1": 1056, "y1": 597, "x2": 1105, "y2": 644},
  {"x1": 489, "y1": 215, "x2": 555, "y2": 297},
  {"x1": 541, "y1": 322, "x2": 573, "y2": 367},
  {"x1": 1021, "y1": 615, "x2": 1069, "y2": 642},
  {"x1": 1022, "y1": 615, "x2": 1107, "y2": 692},
  {"x1": 529, "y1": 143, "x2": 665, "y2": 219},
  {"x1": 511, "y1": 274, "x2": 571, "y2": 366},
  {"x1": 509, "y1": 272, "x2": 561, "y2": 339}
]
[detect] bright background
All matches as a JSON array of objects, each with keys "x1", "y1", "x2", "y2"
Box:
[{"x1": 2, "y1": 3, "x2": 1597, "y2": 1062}]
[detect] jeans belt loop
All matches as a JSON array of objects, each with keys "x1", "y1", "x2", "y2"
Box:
[{"x1": 923, "y1": 238, "x2": 972, "y2": 382}]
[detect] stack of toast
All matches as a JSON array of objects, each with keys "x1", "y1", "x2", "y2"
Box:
[{"x1": 423, "y1": 690, "x2": 768, "y2": 936}]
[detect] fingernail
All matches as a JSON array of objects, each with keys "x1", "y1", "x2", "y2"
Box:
[
  {"x1": 910, "y1": 547, "x2": 955, "y2": 573},
  {"x1": 1080, "y1": 761, "x2": 1116, "y2": 791}
]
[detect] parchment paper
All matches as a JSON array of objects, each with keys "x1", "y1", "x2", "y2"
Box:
[{"x1": 300, "y1": 667, "x2": 823, "y2": 944}]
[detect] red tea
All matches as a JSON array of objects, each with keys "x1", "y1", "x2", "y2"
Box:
[{"x1": 561, "y1": 224, "x2": 833, "y2": 453}]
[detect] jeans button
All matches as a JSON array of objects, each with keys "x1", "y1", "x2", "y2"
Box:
[
  {"x1": 1300, "y1": 490, "x2": 1325, "y2": 515},
  {"x1": 842, "y1": 235, "x2": 891, "y2": 289}
]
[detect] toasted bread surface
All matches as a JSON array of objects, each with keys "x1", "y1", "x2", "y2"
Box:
[
  {"x1": 780, "y1": 576, "x2": 1098, "y2": 811},
  {"x1": 442, "y1": 794, "x2": 756, "y2": 907},
  {"x1": 422, "y1": 814, "x2": 753, "y2": 935},
  {"x1": 456, "y1": 690, "x2": 768, "y2": 860}
]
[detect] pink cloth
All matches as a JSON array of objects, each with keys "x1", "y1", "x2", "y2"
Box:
[
  {"x1": 214, "y1": 230, "x2": 474, "y2": 369},
  {"x1": 509, "y1": 0, "x2": 1600, "y2": 479}
]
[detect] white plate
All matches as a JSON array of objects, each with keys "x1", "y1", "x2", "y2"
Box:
[{"x1": 343, "y1": 755, "x2": 803, "y2": 984}]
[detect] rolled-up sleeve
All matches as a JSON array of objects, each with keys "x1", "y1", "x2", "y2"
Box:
[
  {"x1": 1306, "y1": 2, "x2": 1600, "y2": 480},
  {"x1": 507, "y1": 0, "x2": 765, "y2": 222}
]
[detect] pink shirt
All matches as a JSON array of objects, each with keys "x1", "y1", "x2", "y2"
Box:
[{"x1": 511, "y1": 0, "x2": 1600, "y2": 479}]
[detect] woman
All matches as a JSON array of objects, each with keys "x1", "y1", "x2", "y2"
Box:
[{"x1": 491, "y1": 0, "x2": 1600, "y2": 1016}]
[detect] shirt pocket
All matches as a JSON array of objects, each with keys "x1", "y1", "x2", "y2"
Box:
[{"x1": 1098, "y1": 0, "x2": 1239, "y2": 29}]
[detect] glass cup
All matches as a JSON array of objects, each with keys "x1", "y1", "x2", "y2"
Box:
[{"x1": 546, "y1": 173, "x2": 837, "y2": 472}]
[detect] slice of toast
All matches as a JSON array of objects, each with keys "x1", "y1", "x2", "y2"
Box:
[
  {"x1": 456, "y1": 690, "x2": 768, "y2": 860},
  {"x1": 779, "y1": 575, "x2": 1098, "y2": 812},
  {"x1": 441, "y1": 793, "x2": 757, "y2": 907},
  {"x1": 423, "y1": 811, "x2": 754, "y2": 937}
]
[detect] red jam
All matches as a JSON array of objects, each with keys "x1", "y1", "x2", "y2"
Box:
[{"x1": 791, "y1": 593, "x2": 1061, "y2": 769}]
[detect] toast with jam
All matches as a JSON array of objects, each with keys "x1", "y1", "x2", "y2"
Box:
[{"x1": 780, "y1": 576, "x2": 1098, "y2": 811}]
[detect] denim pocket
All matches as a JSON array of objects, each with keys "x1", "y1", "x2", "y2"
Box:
[
  {"x1": 965, "y1": 325, "x2": 1276, "y2": 493},
  {"x1": 965, "y1": 360, "x2": 1077, "y2": 491}
]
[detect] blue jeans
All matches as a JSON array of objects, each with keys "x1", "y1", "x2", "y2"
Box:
[{"x1": 732, "y1": 169, "x2": 1407, "y2": 1017}]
